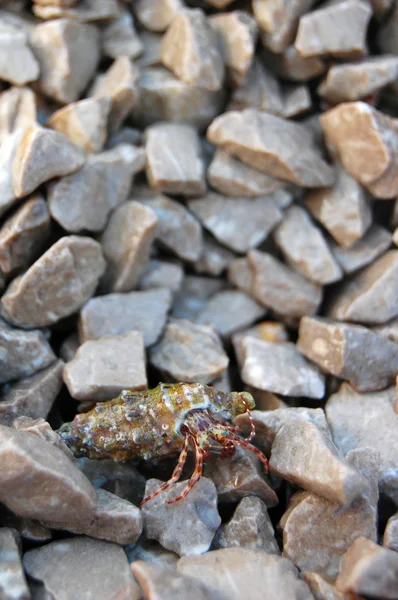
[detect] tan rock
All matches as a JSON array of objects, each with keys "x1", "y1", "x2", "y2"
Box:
[
  {"x1": 100, "y1": 201, "x2": 158, "y2": 293},
  {"x1": 102, "y1": 7, "x2": 143, "y2": 59},
  {"x1": 90, "y1": 56, "x2": 139, "y2": 133},
  {"x1": 207, "y1": 109, "x2": 334, "y2": 187},
  {"x1": 210, "y1": 11, "x2": 258, "y2": 79},
  {"x1": 384, "y1": 513, "x2": 398, "y2": 553},
  {"x1": 178, "y1": 548, "x2": 314, "y2": 600},
  {"x1": 0, "y1": 318, "x2": 55, "y2": 385},
  {"x1": 232, "y1": 322, "x2": 289, "y2": 366},
  {"x1": 281, "y1": 447, "x2": 379, "y2": 580},
  {"x1": 134, "y1": 0, "x2": 183, "y2": 32},
  {"x1": 264, "y1": 45, "x2": 325, "y2": 82},
  {"x1": 188, "y1": 193, "x2": 282, "y2": 254},
  {"x1": 332, "y1": 225, "x2": 392, "y2": 274},
  {"x1": 321, "y1": 102, "x2": 398, "y2": 199},
  {"x1": 64, "y1": 331, "x2": 147, "y2": 402},
  {"x1": 12, "y1": 416, "x2": 73, "y2": 459},
  {"x1": 23, "y1": 537, "x2": 140, "y2": 600},
  {"x1": 31, "y1": 19, "x2": 100, "y2": 104},
  {"x1": 161, "y1": 8, "x2": 225, "y2": 92},
  {"x1": 1, "y1": 236, "x2": 106, "y2": 328},
  {"x1": 33, "y1": 0, "x2": 80, "y2": 6},
  {"x1": 335, "y1": 537, "x2": 398, "y2": 598},
  {"x1": 139, "y1": 260, "x2": 184, "y2": 295},
  {"x1": 302, "y1": 571, "x2": 357, "y2": 600},
  {"x1": 0, "y1": 87, "x2": 36, "y2": 144},
  {"x1": 0, "y1": 195, "x2": 50, "y2": 276},
  {"x1": 47, "y1": 97, "x2": 110, "y2": 153},
  {"x1": 145, "y1": 123, "x2": 206, "y2": 196},
  {"x1": 32, "y1": 0, "x2": 121, "y2": 21},
  {"x1": 0, "y1": 360, "x2": 64, "y2": 426},
  {"x1": 197, "y1": 290, "x2": 265, "y2": 337},
  {"x1": 12, "y1": 124, "x2": 85, "y2": 199},
  {"x1": 326, "y1": 383, "x2": 398, "y2": 504},
  {"x1": 328, "y1": 250, "x2": 398, "y2": 324},
  {"x1": 172, "y1": 275, "x2": 226, "y2": 321},
  {"x1": 295, "y1": 1, "x2": 371, "y2": 59},
  {"x1": 0, "y1": 528, "x2": 30, "y2": 600},
  {"x1": 205, "y1": 0, "x2": 234, "y2": 6},
  {"x1": 0, "y1": 426, "x2": 97, "y2": 523},
  {"x1": 132, "y1": 561, "x2": 217, "y2": 600},
  {"x1": 150, "y1": 319, "x2": 228, "y2": 384},
  {"x1": 79, "y1": 288, "x2": 172, "y2": 347},
  {"x1": 305, "y1": 162, "x2": 371, "y2": 249},
  {"x1": 0, "y1": 20, "x2": 39, "y2": 86},
  {"x1": 194, "y1": 233, "x2": 235, "y2": 277}
]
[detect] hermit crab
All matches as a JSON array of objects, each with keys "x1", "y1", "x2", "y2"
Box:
[{"x1": 58, "y1": 382, "x2": 268, "y2": 505}]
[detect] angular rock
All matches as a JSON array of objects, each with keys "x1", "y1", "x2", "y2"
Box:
[
  {"x1": 328, "y1": 250, "x2": 398, "y2": 324},
  {"x1": 161, "y1": 9, "x2": 225, "y2": 92},
  {"x1": 134, "y1": 0, "x2": 183, "y2": 32},
  {"x1": 274, "y1": 205, "x2": 342, "y2": 285},
  {"x1": 59, "y1": 332, "x2": 79, "y2": 363},
  {"x1": 264, "y1": 45, "x2": 325, "y2": 83},
  {"x1": 0, "y1": 20, "x2": 39, "y2": 86},
  {"x1": 207, "y1": 109, "x2": 334, "y2": 187},
  {"x1": 178, "y1": 548, "x2": 314, "y2": 600},
  {"x1": 0, "y1": 515, "x2": 52, "y2": 546},
  {"x1": 150, "y1": 319, "x2": 228, "y2": 384},
  {"x1": 282, "y1": 84, "x2": 312, "y2": 118},
  {"x1": 0, "y1": 130, "x2": 26, "y2": 218},
  {"x1": 32, "y1": 0, "x2": 121, "y2": 21},
  {"x1": 331, "y1": 225, "x2": 392, "y2": 274},
  {"x1": 80, "y1": 288, "x2": 171, "y2": 347},
  {"x1": 228, "y1": 58, "x2": 284, "y2": 116},
  {"x1": 326, "y1": 383, "x2": 398, "y2": 504},
  {"x1": 145, "y1": 123, "x2": 206, "y2": 196},
  {"x1": 335, "y1": 537, "x2": 398, "y2": 598},
  {"x1": 188, "y1": 193, "x2": 282, "y2": 254},
  {"x1": 31, "y1": 19, "x2": 100, "y2": 104},
  {"x1": 90, "y1": 56, "x2": 139, "y2": 133},
  {"x1": 0, "y1": 360, "x2": 64, "y2": 426},
  {"x1": 295, "y1": 1, "x2": 371, "y2": 59},
  {"x1": 138, "y1": 191, "x2": 203, "y2": 261},
  {"x1": 0, "y1": 425, "x2": 97, "y2": 523},
  {"x1": 135, "y1": 31, "x2": 163, "y2": 70},
  {"x1": 1, "y1": 236, "x2": 106, "y2": 328},
  {"x1": 0, "y1": 87, "x2": 36, "y2": 145},
  {"x1": 213, "y1": 497, "x2": 279, "y2": 553},
  {"x1": 302, "y1": 571, "x2": 354, "y2": 600},
  {"x1": 106, "y1": 127, "x2": 143, "y2": 149},
  {"x1": 171, "y1": 275, "x2": 226, "y2": 321},
  {"x1": 0, "y1": 528, "x2": 30, "y2": 600},
  {"x1": 102, "y1": 7, "x2": 143, "y2": 59},
  {"x1": 139, "y1": 260, "x2": 184, "y2": 295},
  {"x1": 64, "y1": 331, "x2": 147, "y2": 402},
  {"x1": 194, "y1": 234, "x2": 235, "y2": 277},
  {"x1": 210, "y1": 11, "x2": 258, "y2": 79},
  {"x1": 12, "y1": 417, "x2": 73, "y2": 459},
  {"x1": 232, "y1": 322, "x2": 289, "y2": 367},
  {"x1": 142, "y1": 477, "x2": 221, "y2": 557},
  {"x1": 298, "y1": 316, "x2": 398, "y2": 392},
  {"x1": 47, "y1": 97, "x2": 111, "y2": 153},
  {"x1": 127, "y1": 538, "x2": 179, "y2": 569},
  {"x1": 23, "y1": 537, "x2": 140, "y2": 600},
  {"x1": 0, "y1": 195, "x2": 51, "y2": 276},
  {"x1": 197, "y1": 290, "x2": 265, "y2": 337},
  {"x1": 320, "y1": 102, "x2": 398, "y2": 199},
  {"x1": 0, "y1": 319, "x2": 55, "y2": 385},
  {"x1": 281, "y1": 447, "x2": 379, "y2": 580},
  {"x1": 384, "y1": 513, "x2": 398, "y2": 553}
]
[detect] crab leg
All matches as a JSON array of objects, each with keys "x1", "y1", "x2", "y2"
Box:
[
  {"x1": 240, "y1": 396, "x2": 256, "y2": 441},
  {"x1": 210, "y1": 427, "x2": 269, "y2": 472},
  {"x1": 167, "y1": 435, "x2": 205, "y2": 504}
]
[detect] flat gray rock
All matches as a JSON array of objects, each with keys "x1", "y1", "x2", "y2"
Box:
[
  {"x1": 197, "y1": 290, "x2": 265, "y2": 337},
  {"x1": 331, "y1": 225, "x2": 392, "y2": 274}
]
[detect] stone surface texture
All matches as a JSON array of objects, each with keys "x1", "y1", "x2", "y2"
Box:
[
  {"x1": 197, "y1": 290, "x2": 265, "y2": 337},
  {"x1": 0, "y1": 528, "x2": 30, "y2": 600}
]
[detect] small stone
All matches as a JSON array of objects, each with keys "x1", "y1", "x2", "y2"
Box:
[
  {"x1": 106, "y1": 127, "x2": 143, "y2": 149},
  {"x1": 0, "y1": 360, "x2": 64, "y2": 426},
  {"x1": 0, "y1": 195, "x2": 51, "y2": 276},
  {"x1": 64, "y1": 331, "x2": 147, "y2": 402},
  {"x1": 232, "y1": 322, "x2": 289, "y2": 366},
  {"x1": 12, "y1": 125, "x2": 85, "y2": 199},
  {"x1": 90, "y1": 56, "x2": 139, "y2": 134},
  {"x1": 102, "y1": 7, "x2": 143, "y2": 59},
  {"x1": 134, "y1": 0, "x2": 183, "y2": 32},
  {"x1": 282, "y1": 84, "x2": 312, "y2": 118},
  {"x1": 0, "y1": 130, "x2": 25, "y2": 218},
  {"x1": 0, "y1": 319, "x2": 55, "y2": 385},
  {"x1": 207, "y1": 149, "x2": 285, "y2": 198},
  {"x1": 264, "y1": 45, "x2": 325, "y2": 83},
  {"x1": 302, "y1": 571, "x2": 354, "y2": 600},
  {"x1": 328, "y1": 250, "x2": 398, "y2": 324},
  {"x1": 207, "y1": 109, "x2": 334, "y2": 187},
  {"x1": 172, "y1": 275, "x2": 226, "y2": 321},
  {"x1": 33, "y1": 0, "x2": 80, "y2": 6},
  {"x1": 0, "y1": 528, "x2": 30, "y2": 600},
  {"x1": 326, "y1": 382, "x2": 398, "y2": 504},
  {"x1": 150, "y1": 319, "x2": 228, "y2": 384},
  {"x1": 178, "y1": 548, "x2": 314, "y2": 600},
  {"x1": 139, "y1": 260, "x2": 184, "y2": 295},
  {"x1": 241, "y1": 337, "x2": 325, "y2": 398},
  {"x1": 378, "y1": 2, "x2": 398, "y2": 54},
  {"x1": 135, "y1": 31, "x2": 163, "y2": 70},
  {"x1": 205, "y1": 446, "x2": 278, "y2": 506},
  {"x1": 59, "y1": 333, "x2": 79, "y2": 363},
  {"x1": 205, "y1": 0, "x2": 234, "y2": 6},
  {"x1": 213, "y1": 497, "x2": 279, "y2": 553},
  {"x1": 210, "y1": 11, "x2": 258, "y2": 80},
  {"x1": 32, "y1": 0, "x2": 121, "y2": 21},
  {"x1": 384, "y1": 513, "x2": 398, "y2": 552},
  {"x1": 298, "y1": 316, "x2": 398, "y2": 392},
  {"x1": 295, "y1": 1, "x2": 371, "y2": 59},
  {"x1": 0, "y1": 87, "x2": 36, "y2": 144},
  {"x1": 161, "y1": 9, "x2": 224, "y2": 92},
  {"x1": 305, "y1": 162, "x2": 372, "y2": 249},
  {"x1": 138, "y1": 191, "x2": 203, "y2": 262},
  {"x1": 1, "y1": 236, "x2": 106, "y2": 329},
  {"x1": 332, "y1": 225, "x2": 392, "y2": 274},
  {"x1": 47, "y1": 97, "x2": 111, "y2": 153},
  {"x1": 280, "y1": 447, "x2": 379, "y2": 580},
  {"x1": 142, "y1": 477, "x2": 221, "y2": 556},
  {"x1": 31, "y1": 19, "x2": 100, "y2": 104},
  {"x1": 228, "y1": 58, "x2": 284, "y2": 117},
  {"x1": 194, "y1": 234, "x2": 235, "y2": 277},
  {"x1": 0, "y1": 425, "x2": 97, "y2": 523},
  {"x1": 188, "y1": 193, "x2": 282, "y2": 254},
  {"x1": 127, "y1": 538, "x2": 179, "y2": 569},
  {"x1": 23, "y1": 537, "x2": 140, "y2": 600},
  {"x1": 273, "y1": 205, "x2": 342, "y2": 285},
  {"x1": 0, "y1": 20, "x2": 39, "y2": 86},
  {"x1": 197, "y1": 290, "x2": 265, "y2": 337},
  {"x1": 335, "y1": 537, "x2": 398, "y2": 598},
  {"x1": 320, "y1": 102, "x2": 398, "y2": 199},
  {"x1": 12, "y1": 417, "x2": 73, "y2": 459},
  {"x1": 134, "y1": 66, "x2": 225, "y2": 130},
  {"x1": 145, "y1": 123, "x2": 206, "y2": 197}
]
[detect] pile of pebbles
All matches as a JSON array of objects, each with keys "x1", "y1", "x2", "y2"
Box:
[{"x1": 1, "y1": 0, "x2": 398, "y2": 598}]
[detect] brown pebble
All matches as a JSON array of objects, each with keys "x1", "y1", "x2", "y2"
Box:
[
  {"x1": 1, "y1": 236, "x2": 106, "y2": 328},
  {"x1": 302, "y1": 571, "x2": 355, "y2": 600},
  {"x1": 331, "y1": 225, "x2": 392, "y2": 274},
  {"x1": 80, "y1": 288, "x2": 172, "y2": 347},
  {"x1": 0, "y1": 87, "x2": 36, "y2": 144},
  {"x1": 0, "y1": 528, "x2": 30, "y2": 600},
  {"x1": 210, "y1": 11, "x2": 258, "y2": 80},
  {"x1": 194, "y1": 233, "x2": 235, "y2": 277},
  {"x1": 197, "y1": 290, "x2": 265, "y2": 337},
  {"x1": 134, "y1": 0, "x2": 183, "y2": 32},
  {"x1": 384, "y1": 513, "x2": 398, "y2": 553},
  {"x1": 172, "y1": 275, "x2": 226, "y2": 321},
  {"x1": 0, "y1": 20, "x2": 39, "y2": 86},
  {"x1": 32, "y1": 0, "x2": 121, "y2": 21},
  {"x1": 64, "y1": 331, "x2": 147, "y2": 402},
  {"x1": 102, "y1": 6, "x2": 143, "y2": 60},
  {"x1": 139, "y1": 260, "x2": 184, "y2": 295}
]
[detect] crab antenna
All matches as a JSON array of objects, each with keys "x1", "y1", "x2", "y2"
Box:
[{"x1": 241, "y1": 395, "x2": 256, "y2": 442}]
